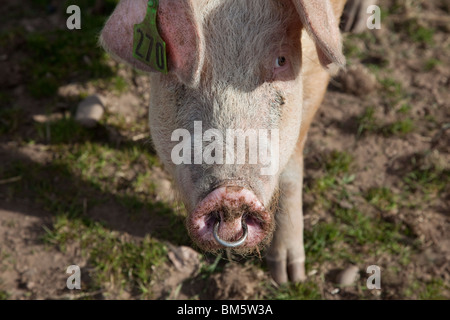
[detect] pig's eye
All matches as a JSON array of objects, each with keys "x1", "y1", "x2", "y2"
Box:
[{"x1": 275, "y1": 56, "x2": 287, "y2": 68}]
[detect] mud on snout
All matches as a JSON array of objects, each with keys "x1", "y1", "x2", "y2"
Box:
[{"x1": 186, "y1": 186, "x2": 277, "y2": 255}]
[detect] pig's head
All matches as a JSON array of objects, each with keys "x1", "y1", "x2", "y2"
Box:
[{"x1": 100, "y1": 0, "x2": 344, "y2": 254}]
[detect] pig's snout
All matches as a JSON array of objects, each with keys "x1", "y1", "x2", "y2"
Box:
[{"x1": 188, "y1": 186, "x2": 272, "y2": 252}]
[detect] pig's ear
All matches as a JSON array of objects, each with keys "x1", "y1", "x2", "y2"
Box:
[
  {"x1": 292, "y1": 0, "x2": 346, "y2": 70},
  {"x1": 100, "y1": 0, "x2": 204, "y2": 86}
]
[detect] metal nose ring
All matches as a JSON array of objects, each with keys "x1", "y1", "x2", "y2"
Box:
[{"x1": 213, "y1": 219, "x2": 248, "y2": 248}]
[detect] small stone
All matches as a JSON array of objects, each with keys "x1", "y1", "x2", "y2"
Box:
[
  {"x1": 21, "y1": 268, "x2": 38, "y2": 290},
  {"x1": 330, "y1": 288, "x2": 340, "y2": 295},
  {"x1": 57, "y1": 83, "x2": 82, "y2": 97},
  {"x1": 83, "y1": 55, "x2": 92, "y2": 66},
  {"x1": 336, "y1": 265, "x2": 360, "y2": 286},
  {"x1": 168, "y1": 246, "x2": 201, "y2": 276},
  {"x1": 339, "y1": 200, "x2": 353, "y2": 210},
  {"x1": 32, "y1": 113, "x2": 64, "y2": 123},
  {"x1": 26, "y1": 281, "x2": 36, "y2": 290},
  {"x1": 75, "y1": 94, "x2": 105, "y2": 128},
  {"x1": 308, "y1": 269, "x2": 318, "y2": 276}
]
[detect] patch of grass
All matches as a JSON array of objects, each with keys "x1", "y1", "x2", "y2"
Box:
[
  {"x1": 0, "y1": 107, "x2": 24, "y2": 135},
  {"x1": 344, "y1": 38, "x2": 364, "y2": 60},
  {"x1": 309, "y1": 151, "x2": 354, "y2": 193},
  {"x1": 357, "y1": 106, "x2": 377, "y2": 137},
  {"x1": 118, "y1": 194, "x2": 145, "y2": 214},
  {"x1": 344, "y1": 32, "x2": 379, "y2": 61},
  {"x1": 199, "y1": 254, "x2": 224, "y2": 280},
  {"x1": 3, "y1": 140, "x2": 167, "y2": 216},
  {"x1": 0, "y1": 25, "x2": 24, "y2": 46},
  {"x1": 403, "y1": 166, "x2": 449, "y2": 195},
  {"x1": 357, "y1": 106, "x2": 414, "y2": 137},
  {"x1": 4, "y1": 137, "x2": 184, "y2": 298},
  {"x1": 424, "y1": 58, "x2": 442, "y2": 71},
  {"x1": 35, "y1": 116, "x2": 93, "y2": 144},
  {"x1": 4, "y1": 136, "x2": 187, "y2": 250},
  {"x1": 419, "y1": 278, "x2": 449, "y2": 300},
  {"x1": 66, "y1": 141, "x2": 158, "y2": 194},
  {"x1": 266, "y1": 281, "x2": 322, "y2": 300},
  {"x1": 0, "y1": 248, "x2": 11, "y2": 260},
  {"x1": 2, "y1": 160, "x2": 85, "y2": 215},
  {"x1": 0, "y1": 91, "x2": 12, "y2": 105},
  {"x1": 102, "y1": 112, "x2": 149, "y2": 135},
  {"x1": 404, "y1": 278, "x2": 449, "y2": 300},
  {"x1": 325, "y1": 151, "x2": 352, "y2": 175},
  {"x1": 154, "y1": 206, "x2": 191, "y2": 246},
  {"x1": 401, "y1": 152, "x2": 449, "y2": 195},
  {"x1": 365, "y1": 187, "x2": 398, "y2": 212},
  {"x1": 388, "y1": 1, "x2": 404, "y2": 15},
  {"x1": 304, "y1": 222, "x2": 345, "y2": 262},
  {"x1": 412, "y1": 26, "x2": 435, "y2": 45},
  {"x1": 42, "y1": 215, "x2": 92, "y2": 252},
  {"x1": 22, "y1": 1, "x2": 118, "y2": 98},
  {"x1": 0, "y1": 290, "x2": 10, "y2": 300},
  {"x1": 379, "y1": 77, "x2": 405, "y2": 103},
  {"x1": 397, "y1": 103, "x2": 412, "y2": 114},
  {"x1": 111, "y1": 76, "x2": 128, "y2": 94},
  {"x1": 335, "y1": 207, "x2": 405, "y2": 247},
  {"x1": 43, "y1": 214, "x2": 167, "y2": 297},
  {"x1": 305, "y1": 203, "x2": 414, "y2": 267},
  {"x1": 314, "y1": 175, "x2": 338, "y2": 193},
  {"x1": 403, "y1": 19, "x2": 435, "y2": 45},
  {"x1": 132, "y1": 172, "x2": 155, "y2": 194},
  {"x1": 424, "y1": 114, "x2": 438, "y2": 124},
  {"x1": 354, "y1": 31, "x2": 378, "y2": 46},
  {"x1": 381, "y1": 118, "x2": 414, "y2": 136},
  {"x1": 90, "y1": 233, "x2": 167, "y2": 297},
  {"x1": 379, "y1": 6, "x2": 390, "y2": 22}
]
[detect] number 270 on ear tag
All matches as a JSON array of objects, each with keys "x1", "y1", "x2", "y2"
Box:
[{"x1": 133, "y1": 0, "x2": 168, "y2": 74}]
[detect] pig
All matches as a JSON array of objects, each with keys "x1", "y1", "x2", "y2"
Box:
[{"x1": 100, "y1": 0, "x2": 347, "y2": 284}]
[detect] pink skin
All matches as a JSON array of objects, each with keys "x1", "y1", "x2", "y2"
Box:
[{"x1": 188, "y1": 186, "x2": 272, "y2": 250}]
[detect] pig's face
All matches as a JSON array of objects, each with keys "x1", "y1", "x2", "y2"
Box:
[
  {"x1": 149, "y1": 1, "x2": 303, "y2": 253},
  {"x1": 101, "y1": 0, "x2": 344, "y2": 254}
]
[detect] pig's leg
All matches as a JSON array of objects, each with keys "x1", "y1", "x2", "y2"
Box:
[
  {"x1": 265, "y1": 30, "x2": 329, "y2": 283},
  {"x1": 266, "y1": 145, "x2": 306, "y2": 283}
]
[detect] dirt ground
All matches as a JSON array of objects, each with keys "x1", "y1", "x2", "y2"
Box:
[{"x1": 0, "y1": 0, "x2": 449, "y2": 300}]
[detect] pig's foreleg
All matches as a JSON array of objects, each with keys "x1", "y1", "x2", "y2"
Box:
[{"x1": 266, "y1": 150, "x2": 306, "y2": 284}]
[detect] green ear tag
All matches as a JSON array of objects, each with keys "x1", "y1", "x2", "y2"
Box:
[{"x1": 133, "y1": 0, "x2": 168, "y2": 74}]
